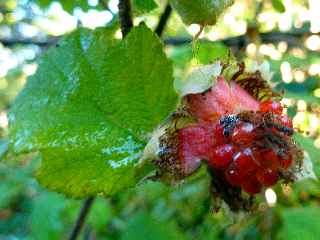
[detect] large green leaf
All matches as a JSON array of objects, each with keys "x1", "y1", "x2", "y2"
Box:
[
  {"x1": 279, "y1": 207, "x2": 320, "y2": 240},
  {"x1": 9, "y1": 24, "x2": 177, "y2": 198},
  {"x1": 169, "y1": 0, "x2": 234, "y2": 25}
]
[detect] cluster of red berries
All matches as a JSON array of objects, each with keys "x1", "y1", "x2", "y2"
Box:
[
  {"x1": 209, "y1": 100, "x2": 293, "y2": 195},
  {"x1": 178, "y1": 100, "x2": 295, "y2": 195}
]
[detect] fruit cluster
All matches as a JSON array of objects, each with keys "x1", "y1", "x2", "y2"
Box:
[{"x1": 178, "y1": 100, "x2": 295, "y2": 195}]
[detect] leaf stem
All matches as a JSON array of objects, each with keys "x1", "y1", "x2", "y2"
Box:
[
  {"x1": 155, "y1": 4, "x2": 172, "y2": 37},
  {"x1": 68, "y1": 197, "x2": 95, "y2": 240},
  {"x1": 118, "y1": 0, "x2": 133, "y2": 37}
]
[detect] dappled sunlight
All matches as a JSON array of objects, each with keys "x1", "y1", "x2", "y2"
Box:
[
  {"x1": 265, "y1": 188, "x2": 277, "y2": 207},
  {"x1": 1, "y1": 0, "x2": 320, "y2": 239}
]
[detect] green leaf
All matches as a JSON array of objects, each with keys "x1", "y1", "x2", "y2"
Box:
[
  {"x1": 120, "y1": 211, "x2": 186, "y2": 240},
  {"x1": 0, "y1": 162, "x2": 33, "y2": 209},
  {"x1": 197, "y1": 42, "x2": 229, "y2": 64},
  {"x1": 168, "y1": 42, "x2": 229, "y2": 68},
  {"x1": 174, "y1": 62, "x2": 222, "y2": 96},
  {"x1": 168, "y1": 45, "x2": 193, "y2": 68},
  {"x1": 276, "y1": 82, "x2": 320, "y2": 105},
  {"x1": 87, "y1": 197, "x2": 112, "y2": 231},
  {"x1": 294, "y1": 134, "x2": 320, "y2": 177},
  {"x1": 36, "y1": 0, "x2": 91, "y2": 12},
  {"x1": 9, "y1": 24, "x2": 177, "y2": 198},
  {"x1": 169, "y1": 0, "x2": 234, "y2": 25},
  {"x1": 0, "y1": 139, "x2": 8, "y2": 160},
  {"x1": 30, "y1": 193, "x2": 66, "y2": 240},
  {"x1": 284, "y1": 91, "x2": 319, "y2": 105},
  {"x1": 133, "y1": 0, "x2": 158, "y2": 14},
  {"x1": 279, "y1": 207, "x2": 320, "y2": 240},
  {"x1": 287, "y1": 105, "x2": 297, "y2": 118},
  {"x1": 272, "y1": 0, "x2": 285, "y2": 13}
]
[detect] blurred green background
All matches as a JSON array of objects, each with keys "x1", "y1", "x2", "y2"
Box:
[{"x1": 1, "y1": 0, "x2": 320, "y2": 239}]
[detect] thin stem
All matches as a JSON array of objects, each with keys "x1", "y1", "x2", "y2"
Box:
[
  {"x1": 155, "y1": 4, "x2": 172, "y2": 37},
  {"x1": 68, "y1": 197, "x2": 95, "y2": 240},
  {"x1": 1, "y1": 30, "x2": 313, "y2": 49},
  {"x1": 118, "y1": 0, "x2": 133, "y2": 37}
]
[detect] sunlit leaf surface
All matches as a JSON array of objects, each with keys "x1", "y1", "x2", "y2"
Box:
[{"x1": 9, "y1": 24, "x2": 177, "y2": 197}]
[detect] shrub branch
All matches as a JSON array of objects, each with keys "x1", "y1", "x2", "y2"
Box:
[
  {"x1": 155, "y1": 3, "x2": 172, "y2": 37},
  {"x1": 68, "y1": 197, "x2": 95, "y2": 240},
  {"x1": 118, "y1": 0, "x2": 133, "y2": 37}
]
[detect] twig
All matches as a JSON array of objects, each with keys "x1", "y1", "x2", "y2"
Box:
[
  {"x1": 1, "y1": 28, "x2": 317, "y2": 58},
  {"x1": 118, "y1": 0, "x2": 133, "y2": 37},
  {"x1": 2, "y1": 29, "x2": 315, "y2": 49},
  {"x1": 155, "y1": 4, "x2": 172, "y2": 37},
  {"x1": 164, "y1": 29, "x2": 317, "y2": 47},
  {"x1": 0, "y1": 37, "x2": 59, "y2": 47},
  {"x1": 68, "y1": 197, "x2": 95, "y2": 240}
]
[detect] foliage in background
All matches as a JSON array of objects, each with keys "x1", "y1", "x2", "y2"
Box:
[{"x1": 1, "y1": 0, "x2": 320, "y2": 239}]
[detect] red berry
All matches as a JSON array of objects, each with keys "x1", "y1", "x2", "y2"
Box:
[
  {"x1": 225, "y1": 163, "x2": 243, "y2": 186},
  {"x1": 279, "y1": 115, "x2": 293, "y2": 129},
  {"x1": 257, "y1": 168, "x2": 278, "y2": 187},
  {"x1": 233, "y1": 148, "x2": 259, "y2": 176},
  {"x1": 231, "y1": 122, "x2": 255, "y2": 144},
  {"x1": 259, "y1": 149, "x2": 279, "y2": 169},
  {"x1": 241, "y1": 175, "x2": 262, "y2": 195},
  {"x1": 280, "y1": 154, "x2": 293, "y2": 169},
  {"x1": 213, "y1": 123, "x2": 227, "y2": 146},
  {"x1": 251, "y1": 149, "x2": 264, "y2": 164},
  {"x1": 260, "y1": 100, "x2": 283, "y2": 114},
  {"x1": 208, "y1": 144, "x2": 236, "y2": 169}
]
